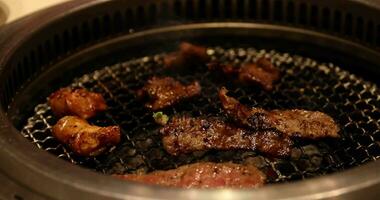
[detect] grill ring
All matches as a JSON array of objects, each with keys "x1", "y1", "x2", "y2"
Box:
[{"x1": 1, "y1": 0, "x2": 380, "y2": 199}]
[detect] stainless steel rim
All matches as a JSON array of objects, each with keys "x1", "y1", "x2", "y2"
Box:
[
  {"x1": 1, "y1": 23, "x2": 380, "y2": 200},
  {"x1": 1, "y1": 0, "x2": 380, "y2": 199}
]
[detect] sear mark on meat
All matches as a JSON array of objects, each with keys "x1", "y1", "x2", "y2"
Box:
[
  {"x1": 52, "y1": 116, "x2": 121, "y2": 156},
  {"x1": 48, "y1": 87, "x2": 107, "y2": 119},
  {"x1": 115, "y1": 162, "x2": 266, "y2": 188},
  {"x1": 164, "y1": 42, "x2": 209, "y2": 69},
  {"x1": 208, "y1": 57, "x2": 280, "y2": 91},
  {"x1": 219, "y1": 87, "x2": 340, "y2": 139},
  {"x1": 160, "y1": 115, "x2": 292, "y2": 157},
  {"x1": 137, "y1": 76, "x2": 201, "y2": 110}
]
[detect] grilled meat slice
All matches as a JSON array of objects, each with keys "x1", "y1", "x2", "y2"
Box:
[
  {"x1": 163, "y1": 42, "x2": 279, "y2": 91},
  {"x1": 48, "y1": 87, "x2": 107, "y2": 119},
  {"x1": 137, "y1": 76, "x2": 201, "y2": 110},
  {"x1": 164, "y1": 42, "x2": 209, "y2": 68},
  {"x1": 116, "y1": 162, "x2": 266, "y2": 188},
  {"x1": 208, "y1": 57, "x2": 280, "y2": 91},
  {"x1": 52, "y1": 116, "x2": 120, "y2": 156},
  {"x1": 238, "y1": 57, "x2": 280, "y2": 91},
  {"x1": 219, "y1": 87, "x2": 340, "y2": 139},
  {"x1": 160, "y1": 116, "x2": 292, "y2": 157},
  {"x1": 207, "y1": 62, "x2": 238, "y2": 76}
]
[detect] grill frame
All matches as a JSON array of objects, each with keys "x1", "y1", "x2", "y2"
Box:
[{"x1": 2, "y1": 0, "x2": 380, "y2": 199}]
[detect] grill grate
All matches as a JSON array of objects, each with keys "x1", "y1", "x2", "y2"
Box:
[{"x1": 20, "y1": 47, "x2": 380, "y2": 184}]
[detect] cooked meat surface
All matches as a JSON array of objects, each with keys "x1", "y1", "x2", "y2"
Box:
[
  {"x1": 137, "y1": 76, "x2": 201, "y2": 110},
  {"x1": 219, "y1": 87, "x2": 340, "y2": 139},
  {"x1": 207, "y1": 62, "x2": 238, "y2": 76},
  {"x1": 116, "y1": 162, "x2": 266, "y2": 188},
  {"x1": 163, "y1": 42, "x2": 279, "y2": 90},
  {"x1": 160, "y1": 115, "x2": 292, "y2": 157},
  {"x1": 52, "y1": 116, "x2": 120, "y2": 156},
  {"x1": 48, "y1": 87, "x2": 107, "y2": 119},
  {"x1": 209, "y1": 57, "x2": 280, "y2": 91},
  {"x1": 164, "y1": 42, "x2": 209, "y2": 68},
  {"x1": 238, "y1": 57, "x2": 280, "y2": 91}
]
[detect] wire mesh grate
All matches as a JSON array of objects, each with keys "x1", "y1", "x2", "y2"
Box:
[{"x1": 20, "y1": 47, "x2": 380, "y2": 184}]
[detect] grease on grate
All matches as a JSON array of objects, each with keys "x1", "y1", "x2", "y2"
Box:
[{"x1": 20, "y1": 47, "x2": 380, "y2": 184}]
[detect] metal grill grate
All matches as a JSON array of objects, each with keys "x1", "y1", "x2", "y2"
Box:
[{"x1": 20, "y1": 47, "x2": 380, "y2": 184}]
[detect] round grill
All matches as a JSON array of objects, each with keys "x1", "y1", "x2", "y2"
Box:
[{"x1": 20, "y1": 46, "x2": 380, "y2": 184}]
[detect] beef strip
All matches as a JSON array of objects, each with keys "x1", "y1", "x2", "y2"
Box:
[
  {"x1": 209, "y1": 57, "x2": 280, "y2": 91},
  {"x1": 164, "y1": 42, "x2": 209, "y2": 69},
  {"x1": 116, "y1": 162, "x2": 265, "y2": 188},
  {"x1": 160, "y1": 115, "x2": 292, "y2": 157},
  {"x1": 219, "y1": 87, "x2": 340, "y2": 139},
  {"x1": 238, "y1": 57, "x2": 280, "y2": 91},
  {"x1": 164, "y1": 42, "x2": 280, "y2": 91},
  {"x1": 137, "y1": 76, "x2": 201, "y2": 110}
]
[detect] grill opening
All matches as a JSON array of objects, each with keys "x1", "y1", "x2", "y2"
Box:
[{"x1": 18, "y1": 45, "x2": 380, "y2": 184}]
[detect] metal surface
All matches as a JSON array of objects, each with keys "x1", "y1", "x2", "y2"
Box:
[
  {"x1": 0, "y1": 172, "x2": 49, "y2": 200},
  {"x1": 1, "y1": 0, "x2": 380, "y2": 199}
]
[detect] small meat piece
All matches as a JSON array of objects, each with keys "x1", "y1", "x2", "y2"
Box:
[
  {"x1": 238, "y1": 57, "x2": 280, "y2": 91},
  {"x1": 116, "y1": 162, "x2": 266, "y2": 188},
  {"x1": 164, "y1": 42, "x2": 209, "y2": 68},
  {"x1": 137, "y1": 76, "x2": 201, "y2": 110},
  {"x1": 48, "y1": 87, "x2": 107, "y2": 119},
  {"x1": 179, "y1": 42, "x2": 209, "y2": 61},
  {"x1": 160, "y1": 116, "x2": 292, "y2": 157},
  {"x1": 52, "y1": 116, "x2": 120, "y2": 156},
  {"x1": 209, "y1": 57, "x2": 280, "y2": 91},
  {"x1": 219, "y1": 87, "x2": 340, "y2": 139},
  {"x1": 207, "y1": 62, "x2": 238, "y2": 76}
]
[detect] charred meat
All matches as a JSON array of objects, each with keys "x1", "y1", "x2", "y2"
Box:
[
  {"x1": 207, "y1": 62, "x2": 238, "y2": 76},
  {"x1": 238, "y1": 57, "x2": 280, "y2": 91},
  {"x1": 219, "y1": 87, "x2": 340, "y2": 139},
  {"x1": 209, "y1": 57, "x2": 280, "y2": 91},
  {"x1": 164, "y1": 42, "x2": 209, "y2": 68},
  {"x1": 137, "y1": 76, "x2": 201, "y2": 110},
  {"x1": 48, "y1": 87, "x2": 107, "y2": 119},
  {"x1": 164, "y1": 42, "x2": 279, "y2": 91},
  {"x1": 116, "y1": 162, "x2": 265, "y2": 188},
  {"x1": 52, "y1": 116, "x2": 120, "y2": 156},
  {"x1": 160, "y1": 115, "x2": 292, "y2": 157}
]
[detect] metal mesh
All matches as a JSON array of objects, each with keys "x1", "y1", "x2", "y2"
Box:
[{"x1": 20, "y1": 47, "x2": 380, "y2": 184}]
